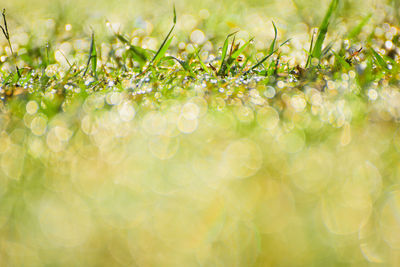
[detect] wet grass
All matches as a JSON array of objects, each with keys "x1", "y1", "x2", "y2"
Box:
[{"x1": 0, "y1": 0, "x2": 400, "y2": 265}]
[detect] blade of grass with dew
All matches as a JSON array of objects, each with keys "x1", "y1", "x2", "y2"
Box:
[
  {"x1": 245, "y1": 47, "x2": 278, "y2": 75},
  {"x1": 217, "y1": 31, "x2": 238, "y2": 76},
  {"x1": 269, "y1": 21, "x2": 278, "y2": 55},
  {"x1": 311, "y1": 0, "x2": 339, "y2": 60},
  {"x1": 370, "y1": 48, "x2": 388, "y2": 69},
  {"x1": 116, "y1": 34, "x2": 152, "y2": 65},
  {"x1": 195, "y1": 47, "x2": 211, "y2": 74},
  {"x1": 44, "y1": 43, "x2": 50, "y2": 67},
  {"x1": 91, "y1": 34, "x2": 97, "y2": 77},
  {"x1": 306, "y1": 31, "x2": 316, "y2": 68},
  {"x1": 245, "y1": 38, "x2": 290, "y2": 75},
  {"x1": 244, "y1": 23, "x2": 280, "y2": 74},
  {"x1": 321, "y1": 40, "x2": 335, "y2": 57},
  {"x1": 151, "y1": 5, "x2": 177, "y2": 65},
  {"x1": 3, "y1": 71, "x2": 11, "y2": 86},
  {"x1": 230, "y1": 38, "x2": 254, "y2": 61},
  {"x1": 153, "y1": 36, "x2": 173, "y2": 65},
  {"x1": 58, "y1": 49, "x2": 72, "y2": 68},
  {"x1": 83, "y1": 31, "x2": 96, "y2": 76},
  {"x1": 225, "y1": 38, "x2": 254, "y2": 74},
  {"x1": 40, "y1": 43, "x2": 51, "y2": 87},
  {"x1": 384, "y1": 53, "x2": 399, "y2": 70},
  {"x1": 0, "y1": 9, "x2": 20, "y2": 78},
  {"x1": 332, "y1": 50, "x2": 351, "y2": 69},
  {"x1": 221, "y1": 34, "x2": 238, "y2": 75},
  {"x1": 162, "y1": 56, "x2": 195, "y2": 76}
]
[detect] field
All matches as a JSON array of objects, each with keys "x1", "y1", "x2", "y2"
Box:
[{"x1": 1, "y1": 0, "x2": 400, "y2": 265}]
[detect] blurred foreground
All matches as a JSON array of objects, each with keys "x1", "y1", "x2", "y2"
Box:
[{"x1": 1, "y1": 82, "x2": 400, "y2": 265}]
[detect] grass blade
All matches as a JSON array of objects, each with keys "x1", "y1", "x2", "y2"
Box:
[
  {"x1": 83, "y1": 31, "x2": 97, "y2": 76},
  {"x1": 116, "y1": 34, "x2": 152, "y2": 65},
  {"x1": 173, "y1": 3, "x2": 177, "y2": 24},
  {"x1": 321, "y1": 40, "x2": 335, "y2": 57},
  {"x1": 217, "y1": 31, "x2": 238, "y2": 75},
  {"x1": 332, "y1": 49, "x2": 351, "y2": 69},
  {"x1": 306, "y1": 30, "x2": 316, "y2": 67},
  {"x1": 311, "y1": 0, "x2": 339, "y2": 60},
  {"x1": 231, "y1": 37, "x2": 254, "y2": 59},
  {"x1": 150, "y1": 5, "x2": 177, "y2": 65},
  {"x1": 0, "y1": 9, "x2": 20, "y2": 78},
  {"x1": 195, "y1": 48, "x2": 211, "y2": 74},
  {"x1": 153, "y1": 34, "x2": 173, "y2": 64},
  {"x1": 370, "y1": 48, "x2": 388, "y2": 69},
  {"x1": 269, "y1": 21, "x2": 278, "y2": 55},
  {"x1": 221, "y1": 37, "x2": 254, "y2": 74},
  {"x1": 91, "y1": 34, "x2": 97, "y2": 77},
  {"x1": 163, "y1": 56, "x2": 194, "y2": 76},
  {"x1": 245, "y1": 38, "x2": 290, "y2": 75}
]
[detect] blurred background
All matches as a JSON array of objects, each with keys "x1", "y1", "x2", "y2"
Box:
[{"x1": 2, "y1": 0, "x2": 397, "y2": 45}]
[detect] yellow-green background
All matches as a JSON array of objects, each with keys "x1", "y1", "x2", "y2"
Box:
[{"x1": 1, "y1": 0, "x2": 400, "y2": 266}]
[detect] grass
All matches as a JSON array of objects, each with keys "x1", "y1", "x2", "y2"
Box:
[
  {"x1": 1, "y1": 0, "x2": 400, "y2": 265},
  {"x1": 310, "y1": 0, "x2": 339, "y2": 60},
  {"x1": 83, "y1": 31, "x2": 97, "y2": 77},
  {"x1": 0, "y1": 9, "x2": 20, "y2": 77}
]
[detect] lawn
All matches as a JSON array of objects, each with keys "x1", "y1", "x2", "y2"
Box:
[{"x1": 1, "y1": 0, "x2": 400, "y2": 265}]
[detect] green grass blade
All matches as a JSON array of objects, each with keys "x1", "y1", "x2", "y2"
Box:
[
  {"x1": 116, "y1": 34, "x2": 152, "y2": 65},
  {"x1": 231, "y1": 37, "x2": 254, "y2": 59},
  {"x1": 1, "y1": 9, "x2": 20, "y2": 78},
  {"x1": 153, "y1": 36, "x2": 173, "y2": 64},
  {"x1": 173, "y1": 4, "x2": 177, "y2": 24},
  {"x1": 311, "y1": 0, "x2": 339, "y2": 60},
  {"x1": 218, "y1": 31, "x2": 238, "y2": 75},
  {"x1": 222, "y1": 37, "x2": 254, "y2": 73},
  {"x1": 269, "y1": 21, "x2": 278, "y2": 55},
  {"x1": 306, "y1": 31, "x2": 315, "y2": 67},
  {"x1": 220, "y1": 34, "x2": 231, "y2": 68},
  {"x1": 244, "y1": 22, "x2": 281, "y2": 74},
  {"x1": 128, "y1": 46, "x2": 151, "y2": 65},
  {"x1": 162, "y1": 56, "x2": 194, "y2": 76},
  {"x1": 91, "y1": 33, "x2": 97, "y2": 77},
  {"x1": 195, "y1": 48, "x2": 211, "y2": 74},
  {"x1": 245, "y1": 39, "x2": 290, "y2": 75},
  {"x1": 44, "y1": 42, "x2": 50, "y2": 67},
  {"x1": 83, "y1": 31, "x2": 96, "y2": 76},
  {"x1": 150, "y1": 5, "x2": 177, "y2": 66},
  {"x1": 332, "y1": 50, "x2": 351, "y2": 69},
  {"x1": 321, "y1": 40, "x2": 335, "y2": 57},
  {"x1": 280, "y1": 38, "x2": 291, "y2": 47},
  {"x1": 370, "y1": 48, "x2": 388, "y2": 69}
]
